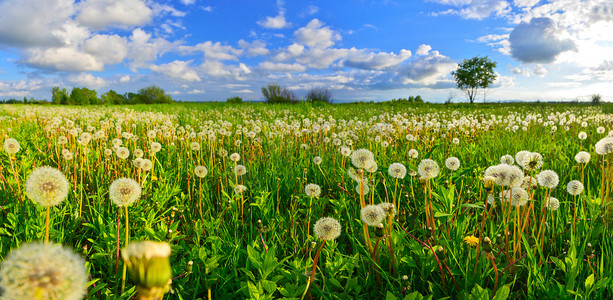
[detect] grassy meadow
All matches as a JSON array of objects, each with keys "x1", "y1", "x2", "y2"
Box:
[{"x1": 0, "y1": 102, "x2": 612, "y2": 299}]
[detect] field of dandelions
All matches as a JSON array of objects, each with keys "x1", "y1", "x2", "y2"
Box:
[{"x1": 0, "y1": 102, "x2": 612, "y2": 299}]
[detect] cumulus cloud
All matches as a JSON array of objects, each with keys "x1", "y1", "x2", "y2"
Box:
[
  {"x1": 509, "y1": 17, "x2": 577, "y2": 64},
  {"x1": 25, "y1": 47, "x2": 103, "y2": 71},
  {"x1": 509, "y1": 64, "x2": 547, "y2": 77},
  {"x1": 119, "y1": 75, "x2": 131, "y2": 83},
  {"x1": 188, "y1": 89, "x2": 205, "y2": 94},
  {"x1": 127, "y1": 28, "x2": 176, "y2": 69},
  {"x1": 179, "y1": 41, "x2": 243, "y2": 61},
  {"x1": 150, "y1": 60, "x2": 201, "y2": 82},
  {"x1": 69, "y1": 73, "x2": 107, "y2": 89},
  {"x1": 76, "y1": 0, "x2": 153, "y2": 30},
  {"x1": 258, "y1": 62, "x2": 306, "y2": 73},
  {"x1": 257, "y1": 0, "x2": 291, "y2": 29},
  {"x1": 396, "y1": 51, "x2": 458, "y2": 86},
  {"x1": 415, "y1": 44, "x2": 432, "y2": 56},
  {"x1": 200, "y1": 61, "x2": 252, "y2": 80},
  {"x1": 83, "y1": 34, "x2": 128, "y2": 64},
  {"x1": 0, "y1": 0, "x2": 76, "y2": 47},
  {"x1": 0, "y1": 79, "x2": 44, "y2": 97},
  {"x1": 344, "y1": 49, "x2": 412, "y2": 70},
  {"x1": 238, "y1": 39, "x2": 270, "y2": 57},
  {"x1": 295, "y1": 19, "x2": 341, "y2": 48},
  {"x1": 432, "y1": 0, "x2": 511, "y2": 20}
]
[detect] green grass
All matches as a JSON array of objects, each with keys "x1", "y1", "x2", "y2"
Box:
[{"x1": 0, "y1": 102, "x2": 612, "y2": 299}]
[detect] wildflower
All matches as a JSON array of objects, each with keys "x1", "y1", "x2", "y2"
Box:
[
  {"x1": 546, "y1": 197, "x2": 560, "y2": 211},
  {"x1": 597, "y1": 126, "x2": 605, "y2": 134},
  {"x1": 194, "y1": 166, "x2": 208, "y2": 178},
  {"x1": 134, "y1": 149, "x2": 144, "y2": 158},
  {"x1": 537, "y1": 170, "x2": 559, "y2": 189},
  {"x1": 445, "y1": 157, "x2": 460, "y2": 171},
  {"x1": 234, "y1": 184, "x2": 247, "y2": 194},
  {"x1": 408, "y1": 149, "x2": 418, "y2": 159},
  {"x1": 417, "y1": 159, "x2": 439, "y2": 179},
  {"x1": 522, "y1": 152, "x2": 543, "y2": 171},
  {"x1": 567, "y1": 180, "x2": 584, "y2": 196},
  {"x1": 515, "y1": 150, "x2": 530, "y2": 167},
  {"x1": 313, "y1": 156, "x2": 322, "y2": 165},
  {"x1": 365, "y1": 161, "x2": 378, "y2": 173},
  {"x1": 482, "y1": 176, "x2": 496, "y2": 190},
  {"x1": 230, "y1": 153, "x2": 241, "y2": 162},
  {"x1": 190, "y1": 142, "x2": 200, "y2": 151},
  {"x1": 388, "y1": 162, "x2": 407, "y2": 179},
  {"x1": 104, "y1": 148, "x2": 113, "y2": 157},
  {"x1": 305, "y1": 183, "x2": 321, "y2": 198},
  {"x1": 109, "y1": 178, "x2": 142, "y2": 207},
  {"x1": 25, "y1": 166, "x2": 70, "y2": 207},
  {"x1": 361, "y1": 205, "x2": 386, "y2": 226},
  {"x1": 578, "y1": 132, "x2": 587, "y2": 140},
  {"x1": 313, "y1": 217, "x2": 342, "y2": 241},
  {"x1": 140, "y1": 159, "x2": 153, "y2": 171},
  {"x1": 147, "y1": 130, "x2": 157, "y2": 139},
  {"x1": 351, "y1": 149, "x2": 375, "y2": 170},
  {"x1": 234, "y1": 164, "x2": 247, "y2": 176},
  {"x1": 595, "y1": 137, "x2": 613, "y2": 155},
  {"x1": 78, "y1": 132, "x2": 91, "y2": 145},
  {"x1": 575, "y1": 151, "x2": 591, "y2": 164},
  {"x1": 500, "y1": 187, "x2": 529, "y2": 207},
  {"x1": 116, "y1": 147, "x2": 130, "y2": 160},
  {"x1": 521, "y1": 176, "x2": 538, "y2": 190},
  {"x1": 133, "y1": 157, "x2": 143, "y2": 168},
  {"x1": 63, "y1": 151, "x2": 74, "y2": 160},
  {"x1": 0, "y1": 242, "x2": 87, "y2": 300},
  {"x1": 150, "y1": 142, "x2": 162, "y2": 153},
  {"x1": 58, "y1": 136, "x2": 68, "y2": 145},
  {"x1": 340, "y1": 146, "x2": 352, "y2": 157},
  {"x1": 452, "y1": 138, "x2": 460, "y2": 145},
  {"x1": 378, "y1": 202, "x2": 396, "y2": 217},
  {"x1": 355, "y1": 183, "x2": 370, "y2": 195},
  {"x1": 463, "y1": 235, "x2": 479, "y2": 247},
  {"x1": 3, "y1": 138, "x2": 20, "y2": 154},
  {"x1": 122, "y1": 241, "x2": 171, "y2": 296},
  {"x1": 500, "y1": 154, "x2": 514, "y2": 165},
  {"x1": 347, "y1": 167, "x2": 363, "y2": 183}
]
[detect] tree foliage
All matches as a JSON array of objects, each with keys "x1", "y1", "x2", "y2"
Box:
[
  {"x1": 451, "y1": 56, "x2": 497, "y2": 103},
  {"x1": 137, "y1": 85, "x2": 173, "y2": 104},
  {"x1": 306, "y1": 87, "x2": 332, "y2": 103},
  {"x1": 261, "y1": 83, "x2": 298, "y2": 103}
]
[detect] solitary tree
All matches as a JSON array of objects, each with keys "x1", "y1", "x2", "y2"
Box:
[
  {"x1": 261, "y1": 83, "x2": 298, "y2": 103},
  {"x1": 451, "y1": 56, "x2": 497, "y2": 103}
]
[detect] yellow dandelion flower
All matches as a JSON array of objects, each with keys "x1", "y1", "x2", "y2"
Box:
[{"x1": 463, "y1": 235, "x2": 479, "y2": 247}]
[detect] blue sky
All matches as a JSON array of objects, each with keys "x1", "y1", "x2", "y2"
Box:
[{"x1": 1, "y1": 0, "x2": 612, "y2": 102}]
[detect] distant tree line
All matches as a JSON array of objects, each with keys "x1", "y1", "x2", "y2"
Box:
[
  {"x1": 260, "y1": 83, "x2": 332, "y2": 104},
  {"x1": 0, "y1": 85, "x2": 173, "y2": 105}
]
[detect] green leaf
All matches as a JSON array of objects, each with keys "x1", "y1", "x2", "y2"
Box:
[
  {"x1": 550, "y1": 257, "x2": 566, "y2": 273},
  {"x1": 492, "y1": 285, "x2": 510, "y2": 300},
  {"x1": 469, "y1": 284, "x2": 488, "y2": 300},
  {"x1": 585, "y1": 273, "x2": 594, "y2": 291},
  {"x1": 434, "y1": 212, "x2": 452, "y2": 218},
  {"x1": 386, "y1": 291, "x2": 398, "y2": 300},
  {"x1": 403, "y1": 291, "x2": 425, "y2": 300}
]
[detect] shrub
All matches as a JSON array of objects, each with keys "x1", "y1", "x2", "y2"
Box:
[
  {"x1": 306, "y1": 87, "x2": 332, "y2": 103},
  {"x1": 261, "y1": 83, "x2": 298, "y2": 103},
  {"x1": 226, "y1": 96, "x2": 243, "y2": 104}
]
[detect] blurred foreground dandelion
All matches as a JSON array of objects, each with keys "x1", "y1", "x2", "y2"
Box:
[
  {"x1": 0, "y1": 242, "x2": 87, "y2": 300},
  {"x1": 3, "y1": 138, "x2": 20, "y2": 154},
  {"x1": 122, "y1": 241, "x2": 172, "y2": 299},
  {"x1": 194, "y1": 166, "x2": 208, "y2": 178}
]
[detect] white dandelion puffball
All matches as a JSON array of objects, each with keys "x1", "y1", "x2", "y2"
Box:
[
  {"x1": 4, "y1": 138, "x2": 20, "y2": 154},
  {"x1": 313, "y1": 156, "x2": 323, "y2": 165},
  {"x1": 25, "y1": 166, "x2": 70, "y2": 207},
  {"x1": 388, "y1": 163, "x2": 407, "y2": 179},
  {"x1": 116, "y1": 147, "x2": 130, "y2": 160},
  {"x1": 133, "y1": 157, "x2": 143, "y2": 168},
  {"x1": 234, "y1": 184, "x2": 247, "y2": 194},
  {"x1": 305, "y1": 183, "x2": 321, "y2": 198},
  {"x1": 190, "y1": 142, "x2": 201, "y2": 151},
  {"x1": 574, "y1": 151, "x2": 591, "y2": 164},
  {"x1": 452, "y1": 138, "x2": 460, "y2": 145},
  {"x1": 566, "y1": 180, "x2": 584, "y2": 196},
  {"x1": 340, "y1": 146, "x2": 352, "y2": 157},
  {"x1": 140, "y1": 159, "x2": 153, "y2": 171},
  {"x1": 355, "y1": 183, "x2": 370, "y2": 195},
  {"x1": 194, "y1": 166, "x2": 208, "y2": 178},
  {"x1": 408, "y1": 149, "x2": 418, "y2": 159},
  {"x1": 537, "y1": 170, "x2": 559, "y2": 189},
  {"x1": 500, "y1": 187, "x2": 529, "y2": 207},
  {"x1": 578, "y1": 132, "x2": 587, "y2": 140},
  {"x1": 0, "y1": 242, "x2": 87, "y2": 300},
  {"x1": 351, "y1": 149, "x2": 375, "y2": 169},
  {"x1": 500, "y1": 154, "x2": 514, "y2": 165},
  {"x1": 445, "y1": 157, "x2": 460, "y2": 171},
  {"x1": 150, "y1": 142, "x2": 162, "y2": 153},
  {"x1": 109, "y1": 178, "x2": 142, "y2": 207},
  {"x1": 595, "y1": 137, "x2": 613, "y2": 155},
  {"x1": 378, "y1": 202, "x2": 396, "y2": 216},
  {"x1": 597, "y1": 126, "x2": 605, "y2": 134},
  {"x1": 104, "y1": 148, "x2": 113, "y2": 157},
  {"x1": 515, "y1": 150, "x2": 530, "y2": 167},
  {"x1": 521, "y1": 176, "x2": 538, "y2": 190},
  {"x1": 122, "y1": 241, "x2": 171, "y2": 289},
  {"x1": 234, "y1": 164, "x2": 247, "y2": 176},
  {"x1": 313, "y1": 217, "x2": 342, "y2": 241},
  {"x1": 360, "y1": 205, "x2": 386, "y2": 226},
  {"x1": 134, "y1": 149, "x2": 144, "y2": 158},
  {"x1": 417, "y1": 159, "x2": 439, "y2": 179},
  {"x1": 546, "y1": 197, "x2": 560, "y2": 211},
  {"x1": 230, "y1": 153, "x2": 241, "y2": 162},
  {"x1": 521, "y1": 152, "x2": 543, "y2": 171}
]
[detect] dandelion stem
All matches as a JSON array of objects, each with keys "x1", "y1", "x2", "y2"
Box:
[
  {"x1": 44, "y1": 205, "x2": 50, "y2": 243},
  {"x1": 301, "y1": 240, "x2": 326, "y2": 300}
]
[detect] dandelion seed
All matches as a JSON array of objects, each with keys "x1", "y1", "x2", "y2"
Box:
[
  {"x1": 361, "y1": 205, "x2": 386, "y2": 226},
  {"x1": 194, "y1": 166, "x2": 208, "y2": 178},
  {"x1": 25, "y1": 166, "x2": 70, "y2": 207},
  {"x1": 3, "y1": 138, "x2": 20, "y2": 154},
  {"x1": 388, "y1": 163, "x2": 407, "y2": 179},
  {"x1": 417, "y1": 159, "x2": 439, "y2": 179},
  {"x1": 567, "y1": 180, "x2": 584, "y2": 196},
  {"x1": 0, "y1": 242, "x2": 88, "y2": 300},
  {"x1": 109, "y1": 178, "x2": 141, "y2": 207},
  {"x1": 313, "y1": 217, "x2": 341, "y2": 241},
  {"x1": 574, "y1": 151, "x2": 591, "y2": 164},
  {"x1": 234, "y1": 164, "x2": 247, "y2": 176},
  {"x1": 445, "y1": 157, "x2": 460, "y2": 171},
  {"x1": 305, "y1": 183, "x2": 321, "y2": 198},
  {"x1": 537, "y1": 170, "x2": 559, "y2": 189}
]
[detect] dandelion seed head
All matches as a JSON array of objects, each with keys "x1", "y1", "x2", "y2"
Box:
[
  {"x1": 567, "y1": 180, "x2": 584, "y2": 196},
  {"x1": 0, "y1": 242, "x2": 87, "y2": 300},
  {"x1": 500, "y1": 154, "x2": 514, "y2": 165},
  {"x1": 360, "y1": 205, "x2": 386, "y2": 226},
  {"x1": 417, "y1": 159, "x2": 439, "y2": 179},
  {"x1": 515, "y1": 150, "x2": 530, "y2": 167},
  {"x1": 109, "y1": 178, "x2": 141, "y2": 207},
  {"x1": 595, "y1": 137, "x2": 613, "y2": 155},
  {"x1": 234, "y1": 164, "x2": 247, "y2": 176},
  {"x1": 234, "y1": 184, "x2": 247, "y2": 194},
  {"x1": 3, "y1": 138, "x2": 20, "y2": 155},
  {"x1": 445, "y1": 157, "x2": 460, "y2": 171},
  {"x1": 340, "y1": 146, "x2": 352, "y2": 157},
  {"x1": 230, "y1": 153, "x2": 241, "y2": 162},
  {"x1": 150, "y1": 142, "x2": 162, "y2": 153},
  {"x1": 388, "y1": 163, "x2": 407, "y2": 179},
  {"x1": 575, "y1": 151, "x2": 591, "y2": 164},
  {"x1": 521, "y1": 152, "x2": 543, "y2": 171},
  {"x1": 140, "y1": 159, "x2": 153, "y2": 171},
  {"x1": 597, "y1": 126, "x2": 605, "y2": 134},
  {"x1": 378, "y1": 202, "x2": 396, "y2": 217},
  {"x1": 116, "y1": 147, "x2": 130, "y2": 160},
  {"x1": 537, "y1": 170, "x2": 559, "y2": 189},
  {"x1": 408, "y1": 149, "x2": 418, "y2": 159},
  {"x1": 500, "y1": 187, "x2": 529, "y2": 207},
  {"x1": 313, "y1": 156, "x2": 322, "y2": 165},
  {"x1": 578, "y1": 132, "x2": 587, "y2": 140},
  {"x1": 313, "y1": 217, "x2": 341, "y2": 241},
  {"x1": 546, "y1": 197, "x2": 560, "y2": 211},
  {"x1": 355, "y1": 183, "x2": 370, "y2": 195},
  {"x1": 25, "y1": 166, "x2": 70, "y2": 207},
  {"x1": 351, "y1": 149, "x2": 375, "y2": 170},
  {"x1": 305, "y1": 183, "x2": 321, "y2": 198},
  {"x1": 194, "y1": 166, "x2": 208, "y2": 178}
]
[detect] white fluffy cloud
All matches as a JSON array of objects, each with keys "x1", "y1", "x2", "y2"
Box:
[
  {"x1": 396, "y1": 51, "x2": 458, "y2": 86},
  {"x1": 509, "y1": 17, "x2": 577, "y2": 64},
  {"x1": 150, "y1": 60, "x2": 201, "y2": 82},
  {"x1": 344, "y1": 49, "x2": 412, "y2": 70},
  {"x1": 295, "y1": 19, "x2": 341, "y2": 48},
  {"x1": 258, "y1": 62, "x2": 306, "y2": 73},
  {"x1": 179, "y1": 41, "x2": 243, "y2": 61},
  {"x1": 25, "y1": 47, "x2": 104, "y2": 71},
  {"x1": 77, "y1": 0, "x2": 153, "y2": 30},
  {"x1": 432, "y1": 0, "x2": 510, "y2": 20},
  {"x1": 238, "y1": 40, "x2": 270, "y2": 57},
  {"x1": 257, "y1": 0, "x2": 291, "y2": 29},
  {"x1": 69, "y1": 73, "x2": 107, "y2": 89},
  {"x1": 83, "y1": 34, "x2": 128, "y2": 64}
]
